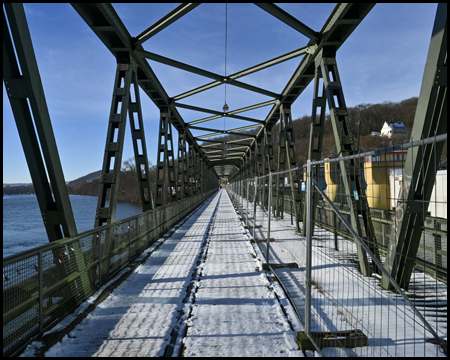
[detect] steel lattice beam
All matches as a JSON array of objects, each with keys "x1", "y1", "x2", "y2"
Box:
[
  {"x1": 382, "y1": 3, "x2": 447, "y2": 290},
  {"x1": 133, "y1": 3, "x2": 200, "y2": 46},
  {"x1": 254, "y1": 3, "x2": 319, "y2": 42},
  {"x1": 4, "y1": 3, "x2": 78, "y2": 240}
]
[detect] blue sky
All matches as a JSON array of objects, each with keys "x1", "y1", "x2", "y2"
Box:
[{"x1": 3, "y1": 3, "x2": 438, "y2": 183}]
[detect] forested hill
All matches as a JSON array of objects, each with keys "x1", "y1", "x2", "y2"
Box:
[{"x1": 4, "y1": 97, "x2": 447, "y2": 202}]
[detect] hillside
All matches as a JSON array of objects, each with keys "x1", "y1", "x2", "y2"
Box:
[{"x1": 67, "y1": 170, "x2": 102, "y2": 185}]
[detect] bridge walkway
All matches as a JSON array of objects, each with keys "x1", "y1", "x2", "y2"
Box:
[{"x1": 41, "y1": 189, "x2": 302, "y2": 357}]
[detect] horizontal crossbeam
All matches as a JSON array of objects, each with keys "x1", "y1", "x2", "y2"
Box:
[
  {"x1": 254, "y1": 3, "x2": 319, "y2": 42},
  {"x1": 134, "y1": 3, "x2": 200, "y2": 46}
]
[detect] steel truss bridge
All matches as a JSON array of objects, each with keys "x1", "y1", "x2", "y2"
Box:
[{"x1": 3, "y1": 3, "x2": 447, "y2": 356}]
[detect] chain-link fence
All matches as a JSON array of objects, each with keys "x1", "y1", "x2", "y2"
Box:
[
  {"x1": 227, "y1": 134, "x2": 447, "y2": 356},
  {"x1": 3, "y1": 190, "x2": 216, "y2": 357}
]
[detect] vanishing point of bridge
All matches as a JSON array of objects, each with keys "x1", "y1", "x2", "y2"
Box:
[{"x1": 3, "y1": 3, "x2": 447, "y2": 357}]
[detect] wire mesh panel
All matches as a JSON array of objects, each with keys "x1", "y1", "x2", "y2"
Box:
[
  {"x1": 3, "y1": 253, "x2": 40, "y2": 356},
  {"x1": 3, "y1": 189, "x2": 217, "y2": 356},
  {"x1": 227, "y1": 135, "x2": 446, "y2": 356}
]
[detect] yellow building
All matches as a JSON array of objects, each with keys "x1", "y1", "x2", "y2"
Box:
[
  {"x1": 364, "y1": 151, "x2": 407, "y2": 210},
  {"x1": 324, "y1": 160, "x2": 346, "y2": 203}
]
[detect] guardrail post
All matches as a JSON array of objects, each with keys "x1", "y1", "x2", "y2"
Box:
[
  {"x1": 266, "y1": 173, "x2": 272, "y2": 263},
  {"x1": 38, "y1": 250, "x2": 43, "y2": 336},
  {"x1": 128, "y1": 221, "x2": 131, "y2": 263},
  {"x1": 305, "y1": 159, "x2": 312, "y2": 336},
  {"x1": 97, "y1": 231, "x2": 102, "y2": 288},
  {"x1": 246, "y1": 180, "x2": 250, "y2": 228},
  {"x1": 253, "y1": 176, "x2": 258, "y2": 238},
  {"x1": 241, "y1": 180, "x2": 244, "y2": 215}
]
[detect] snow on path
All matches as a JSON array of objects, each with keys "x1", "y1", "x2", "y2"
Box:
[
  {"x1": 233, "y1": 191, "x2": 446, "y2": 357},
  {"x1": 42, "y1": 192, "x2": 221, "y2": 357},
  {"x1": 181, "y1": 190, "x2": 300, "y2": 357},
  {"x1": 41, "y1": 190, "x2": 302, "y2": 357}
]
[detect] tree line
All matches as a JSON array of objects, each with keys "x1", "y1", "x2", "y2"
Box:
[
  {"x1": 211, "y1": 96, "x2": 447, "y2": 175},
  {"x1": 4, "y1": 97, "x2": 446, "y2": 201}
]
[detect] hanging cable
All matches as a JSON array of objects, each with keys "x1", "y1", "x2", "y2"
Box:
[
  {"x1": 223, "y1": 3, "x2": 228, "y2": 159},
  {"x1": 224, "y1": 3, "x2": 228, "y2": 114}
]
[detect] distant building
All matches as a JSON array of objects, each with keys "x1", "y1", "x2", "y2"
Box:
[
  {"x1": 380, "y1": 121, "x2": 408, "y2": 138},
  {"x1": 370, "y1": 131, "x2": 381, "y2": 136}
]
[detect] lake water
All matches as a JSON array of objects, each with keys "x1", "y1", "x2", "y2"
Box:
[{"x1": 3, "y1": 194, "x2": 142, "y2": 258}]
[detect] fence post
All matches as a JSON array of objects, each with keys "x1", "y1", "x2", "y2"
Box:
[
  {"x1": 253, "y1": 176, "x2": 258, "y2": 239},
  {"x1": 38, "y1": 250, "x2": 43, "y2": 336},
  {"x1": 128, "y1": 221, "x2": 131, "y2": 263},
  {"x1": 305, "y1": 159, "x2": 312, "y2": 336},
  {"x1": 246, "y1": 180, "x2": 250, "y2": 228},
  {"x1": 98, "y1": 231, "x2": 102, "y2": 288},
  {"x1": 241, "y1": 180, "x2": 244, "y2": 216},
  {"x1": 266, "y1": 173, "x2": 273, "y2": 263},
  {"x1": 333, "y1": 210, "x2": 339, "y2": 250}
]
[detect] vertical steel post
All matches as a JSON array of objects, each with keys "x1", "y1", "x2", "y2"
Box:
[
  {"x1": 382, "y1": 3, "x2": 447, "y2": 289},
  {"x1": 3, "y1": 3, "x2": 78, "y2": 240},
  {"x1": 266, "y1": 173, "x2": 273, "y2": 264},
  {"x1": 38, "y1": 250, "x2": 43, "y2": 336},
  {"x1": 241, "y1": 178, "x2": 244, "y2": 216},
  {"x1": 94, "y1": 61, "x2": 133, "y2": 227},
  {"x1": 97, "y1": 231, "x2": 102, "y2": 288},
  {"x1": 303, "y1": 58, "x2": 327, "y2": 237},
  {"x1": 253, "y1": 176, "x2": 258, "y2": 239},
  {"x1": 155, "y1": 108, "x2": 178, "y2": 206},
  {"x1": 305, "y1": 160, "x2": 312, "y2": 336},
  {"x1": 319, "y1": 51, "x2": 379, "y2": 276},
  {"x1": 246, "y1": 180, "x2": 250, "y2": 228},
  {"x1": 128, "y1": 64, "x2": 154, "y2": 211}
]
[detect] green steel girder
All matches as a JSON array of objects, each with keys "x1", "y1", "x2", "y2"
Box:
[
  {"x1": 175, "y1": 102, "x2": 264, "y2": 125},
  {"x1": 155, "y1": 108, "x2": 178, "y2": 206},
  {"x1": 133, "y1": 3, "x2": 200, "y2": 46},
  {"x1": 128, "y1": 66, "x2": 155, "y2": 211},
  {"x1": 71, "y1": 3, "x2": 203, "y2": 158},
  {"x1": 95, "y1": 61, "x2": 134, "y2": 227},
  {"x1": 250, "y1": 3, "x2": 375, "y2": 150},
  {"x1": 201, "y1": 142, "x2": 250, "y2": 150},
  {"x1": 187, "y1": 100, "x2": 274, "y2": 126},
  {"x1": 177, "y1": 131, "x2": 190, "y2": 199},
  {"x1": 382, "y1": 3, "x2": 447, "y2": 291},
  {"x1": 302, "y1": 55, "x2": 328, "y2": 237},
  {"x1": 4, "y1": 5, "x2": 94, "y2": 302},
  {"x1": 274, "y1": 104, "x2": 301, "y2": 232},
  {"x1": 72, "y1": 3, "x2": 375, "y2": 181},
  {"x1": 171, "y1": 46, "x2": 314, "y2": 101},
  {"x1": 318, "y1": 52, "x2": 380, "y2": 277},
  {"x1": 254, "y1": 3, "x2": 319, "y2": 42},
  {"x1": 188, "y1": 124, "x2": 261, "y2": 134},
  {"x1": 232, "y1": 3, "x2": 375, "y2": 180},
  {"x1": 3, "y1": 3, "x2": 78, "y2": 241},
  {"x1": 204, "y1": 148, "x2": 247, "y2": 155},
  {"x1": 208, "y1": 159, "x2": 241, "y2": 170},
  {"x1": 188, "y1": 149, "x2": 195, "y2": 197}
]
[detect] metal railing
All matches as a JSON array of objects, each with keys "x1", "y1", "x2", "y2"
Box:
[
  {"x1": 227, "y1": 134, "x2": 447, "y2": 356},
  {"x1": 2, "y1": 189, "x2": 216, "y2": 357}
]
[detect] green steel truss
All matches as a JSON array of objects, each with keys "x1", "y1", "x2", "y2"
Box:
[
  {"x1": 155, "y1": 108, "x2": 178, "y2": 206},
  {"x1": 178, "y1": 132, "x2": 190, "y2": 199},
  {"x1": 4, "y1": 3, "x2": 77, "y2": 240},
  {"x1": 6, "y1": 3, "x2": 446, "y2": 292},
  {"x1": 311, "y1": 52, "x2": 381, "y2": 276},
  {"x1": 94, "y1": 58, "x2": 155, "y2": 226},
  {"x1": 382, "y1": 3, "x2": 447, "y2": 290},
  {"x1": 274, "y1": 104, "x2": 301, "y2": 234}
]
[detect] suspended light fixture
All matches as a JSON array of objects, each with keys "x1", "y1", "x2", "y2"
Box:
[
  {"x1": 223, "y1": 3, "x2": 228, "y2": 114},
  {"x1": 222, "y1": 4, "x2": 228, "y2": 160}
]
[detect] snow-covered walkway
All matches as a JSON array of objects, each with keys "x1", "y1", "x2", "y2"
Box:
[{"x1": 40, "y1": 190, "x2": 302, "y2": 357}]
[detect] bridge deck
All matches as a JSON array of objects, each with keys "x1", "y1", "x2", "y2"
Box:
[{"x1": 41, "y1": 190, "x2": 301, "y2": 357}]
